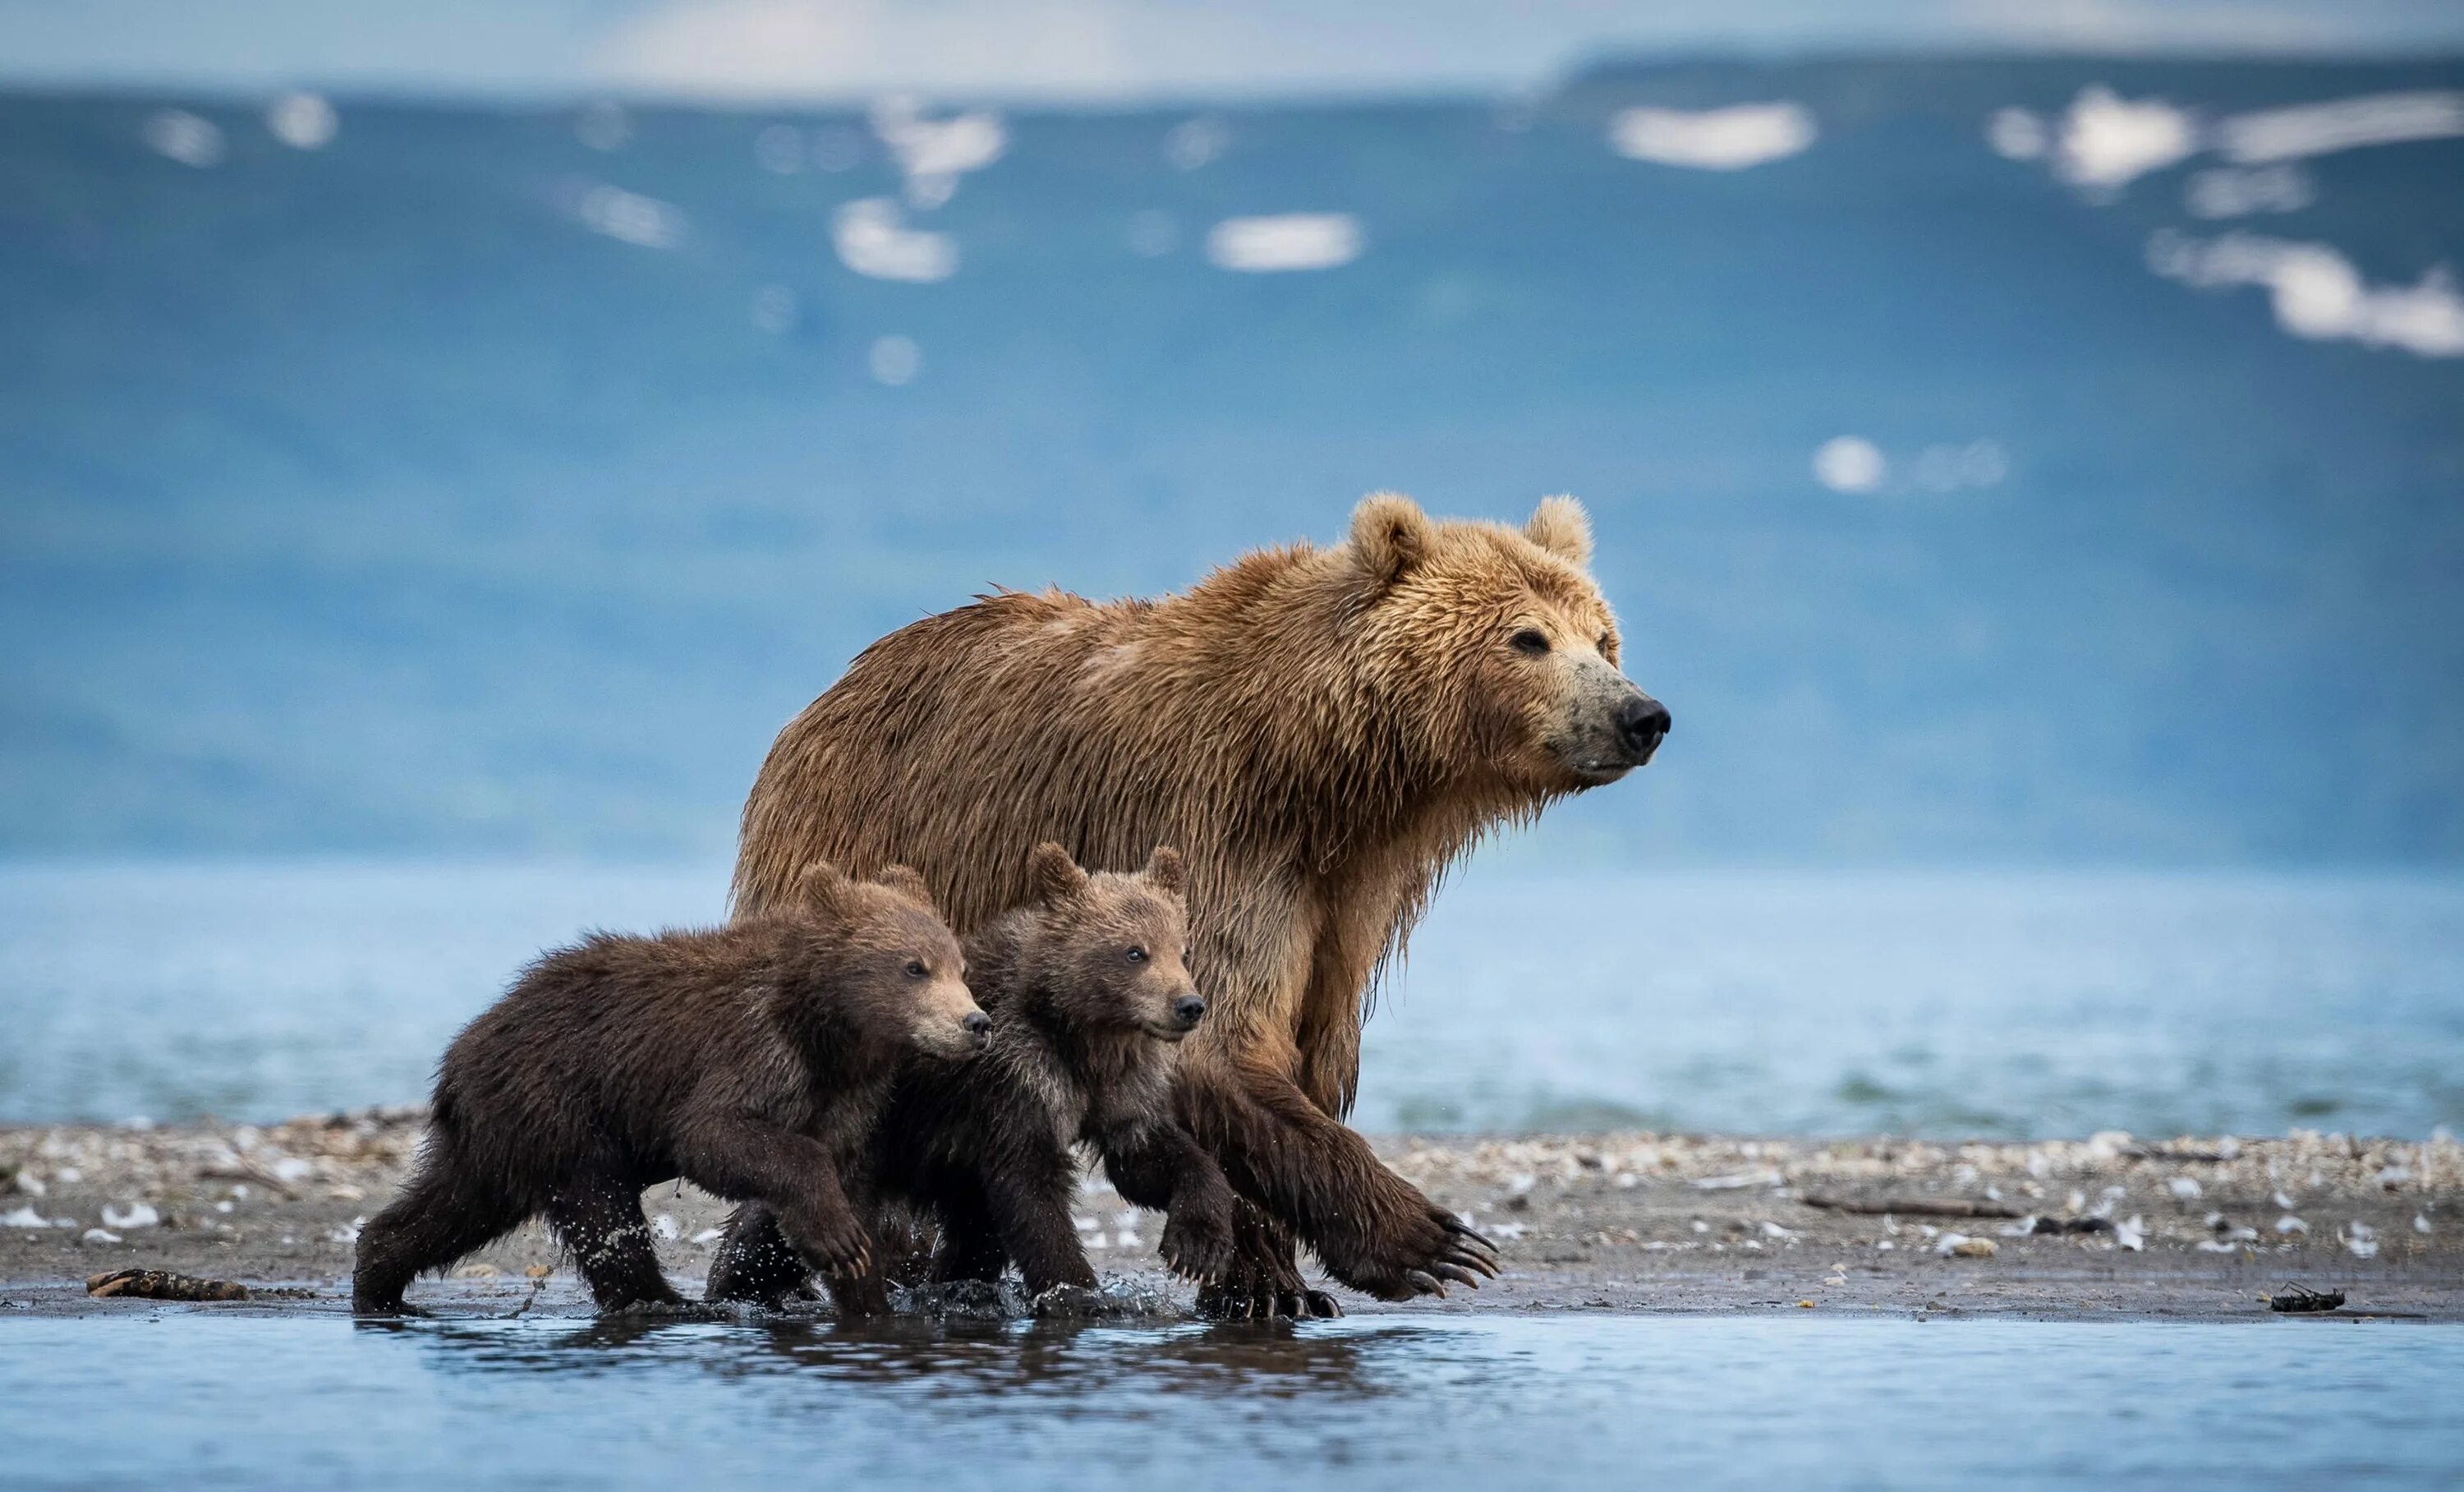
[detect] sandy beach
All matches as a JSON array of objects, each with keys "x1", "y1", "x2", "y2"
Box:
[{"x1": 3, "y1": 1113, "x2": 2455, "y2": 1321}]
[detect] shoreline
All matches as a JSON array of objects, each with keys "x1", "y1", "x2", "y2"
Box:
[{"x1": 5, "y1": 1115, "x2": 2457, "y2": 1322}]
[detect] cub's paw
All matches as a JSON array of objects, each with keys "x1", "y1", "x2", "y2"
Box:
[
  {"x1": 1193, "y1": 1250, "x2": 1340, "y2": 1319},
  {"x1": 1159, "y1": 1205, "x2": 1235, "y2": 1284},
  {"x1": 788, "y1": 1213, "x2": 875, "y2": 1278}
]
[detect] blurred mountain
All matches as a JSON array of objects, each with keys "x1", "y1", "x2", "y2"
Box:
[{"x1": 2, "y1": 56, "x2": 2461, "y2": 863}]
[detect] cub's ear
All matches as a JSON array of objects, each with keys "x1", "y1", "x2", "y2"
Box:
[
  {"x1": 793, "y1": 859, "x2": 857, "y2": 914},
  {"x1": 1027, "y1": 841, "x2": 1089, "y2": 904},
  {"x1": 1524, "y1": 495, "x2": 1591, "y2": 566},
  {"x1": 1349, "y1": 491, "x2": 1430, "y2": 586},
  {"x1": 1142, "y1": 845, "x2": 1185, "y2": 894},
  {"x1": 876, "y1": 864, "x2": 935, "y2": 913}
]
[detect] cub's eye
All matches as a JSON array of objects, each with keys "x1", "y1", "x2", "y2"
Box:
[
  {"x1": 903, "y1": 960, "x2": 927, "y2": 979},
  {"x1": 1125, "y1": 946, "x2": 1147, "y2": 964},
  {"x1": 1510, "y1": 629, "x2": 1551, "y2": 656},
  {"x1": 1597, "y1": 632, "x2": 1617, "y2": 656}
]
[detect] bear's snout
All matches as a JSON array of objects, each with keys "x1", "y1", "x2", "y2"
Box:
[
  {"x1": 1171, "y1": 993, "x2": 1207, "y2": 1029},
  {"x1": 1616, "y1": 694, "x2": 1671, "y2": 764},
  {"x1": 963, "y1": 1011, "x2": 991, "y2": 1043}
]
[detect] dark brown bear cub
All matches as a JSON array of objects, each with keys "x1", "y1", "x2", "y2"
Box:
[
  {"x1": 352, "y1": 863, "x2": 986, "y2": 1315},
  {"x1": 706, "y1": 844, "x2": 1237, "y2": 1310}
]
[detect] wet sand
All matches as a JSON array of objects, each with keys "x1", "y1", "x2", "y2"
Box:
[{"x1": 4, "y1": 1114, "x2": 2457, "y2": 1320}]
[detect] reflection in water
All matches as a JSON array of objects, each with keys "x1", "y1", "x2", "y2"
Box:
[{"x1": 381, "y1": 1310, "x2": 1382, "y2": 1403}]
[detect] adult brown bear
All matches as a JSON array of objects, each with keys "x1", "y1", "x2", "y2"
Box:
[{"x1": 715, "y1": 493, "x2": 1668, "y2": 1317}]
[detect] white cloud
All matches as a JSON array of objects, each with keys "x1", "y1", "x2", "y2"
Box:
[
  {"x1": 1812, "y1": 436, "x2": 1886, "y2": 494},
  {"x1": 1608, "y1": 103, "x2": 1816, "y2": 170},
  {"x1": 1204, "y1": 214, "x2": 1363, "y2": 273},
  {"x1": 833, "y1": 197, "x2": 958, "y2": 282},
  {"x1": 2017, "y1": 86, "x2": 2464, "y2": 202},
  {"x1": 2184, "y1": 163, "x2": 2312, "y2": 219},
  {"x1": 568, "y1": 182, "x2": 688, "y2": 249},
  {"x1": 2215, "y1": 91, "x2": 2464, "y2": 163},
  {"x1": 870, "y1": 96, "x2": 1006, "y2": 208},
  {"x1": 142, "y1": 108, "x2": 223, "y2": 167},
  {"x1": 1984, "y1": 107, "x2": 2047, "y2": 161},
  {"x1": 2149, "y1": 230, "x2": 2464, "y2": 358},
  {"x1": 264, "y1": 91, "x2": 338, "y2": 150},
  {"x1": 2053, "y1": 85, "x2": 2198, "y2": 191},
  {"x1": 868, "y1": 334, "x2": 922, "y2": 385}
]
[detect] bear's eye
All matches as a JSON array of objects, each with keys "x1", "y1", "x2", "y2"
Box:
[
  {"x1": 1597, "y1": 632, "x2": 1617, "y2": 656},
  {"x1": 1125, "y1": 946, "x2": 1147, "y2": 964},
  {"x1": 1510, "y1": 629, "x2": 1551, "y2": 656},
  {"x1": 903, "y1": 960, "x2": 928, "y2": 979}
]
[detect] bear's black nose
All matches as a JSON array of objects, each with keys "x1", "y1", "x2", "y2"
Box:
[
  {"x1": 1616, "y1": 695, "x2": 1671, "y2": 762},
  {"x1": 1172, "y1": 995, "x2": 1207, "y2": 1027},
  {"x1": 962, "y1": 1011, "x2": 991, "y2": 1036}
]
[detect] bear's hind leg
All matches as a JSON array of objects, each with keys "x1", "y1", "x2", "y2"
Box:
[
  {"x1": 547, "y1": 1181, "x2": 683, "y2": 1312},
  {"x1": 353, "y1": 1163, "x2": 527, "y2": 1315}
]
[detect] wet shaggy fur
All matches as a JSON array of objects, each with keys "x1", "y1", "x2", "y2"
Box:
[
  {"x1": 707, "y1": 845, "x2": 1239, "y2": 1310},
  {"x1": 352, "y1": 864, "x2": 982, "y2": 1315},
  {"x1": 731, "y1": 494, "x2": 1666, "y2": 1316}
]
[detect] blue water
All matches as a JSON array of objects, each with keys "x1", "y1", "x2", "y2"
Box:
[
  {"x1": 4, "y1": 861, "x2": 2460, "y2": 1138},
  {"x1": 3, "y1": 1313, "x2": 2458, "y2": 1488},
  {"x1": 7, "y1": 60, "x2": 2464, "y2": 867}
]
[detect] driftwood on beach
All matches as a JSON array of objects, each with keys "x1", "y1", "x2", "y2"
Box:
[{"x1": 1799, "y1": 1195, "x2": 2026, "y2": 1219}]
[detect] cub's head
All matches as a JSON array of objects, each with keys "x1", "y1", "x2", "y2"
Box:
[
  {"x1": 793, "y1": 860, "x2": 987, "y2": 1060},
  {"x1": 1018, "y1": 843, "x2": 1205, "y2": 1042},
  {"x1": 1345, "y1": 491, "x2": 1669, "y2": 795}
]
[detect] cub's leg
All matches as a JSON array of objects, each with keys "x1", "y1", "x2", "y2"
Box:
[
  {"x1": 547, "y1": 1181, "x2": 683, "y2": 1311},
  {"x1": 927, "y1": 1177, "x2": 1009, "y2": 1286},
  {"x1": 352, "y1": 1158, "x2": 530, "y2": 1315},
  {"x1": 1099, "y1": 1118, "x2": 1236, "y2": 1284},
  {"x1": 673, "y1": 1115, "x2": 872, "y2": 1279},
  {"x1": 980, "y1": 1156, "x2": 1097, "y2": 1298},
  {"x1": 703, "y1": 1204, "x2": 816, "y2": 1306}
]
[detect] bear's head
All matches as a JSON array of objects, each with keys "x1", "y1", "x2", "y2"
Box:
[
  {"x1": 1345, "y1": 491, "x2": 1669, "y2": 795},
  {"x1": 793, "y1": 859, "x2": 988, "y2": 1059},
  {"x1": 1018, "y1": 842, "x2": 1206, "y2": 1042}
]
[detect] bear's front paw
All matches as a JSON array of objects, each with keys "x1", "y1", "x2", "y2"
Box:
[{"x1": 1322, "y1": 1191, "x2": 1499, "y2": 1301}]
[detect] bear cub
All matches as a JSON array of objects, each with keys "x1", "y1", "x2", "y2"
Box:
[
  {"x1": 352, "y1": 862, "x2": 986, "y2": 1315},
  {"x1": 706, "y1": 844, "x2": 1238, "y2": 1310}
]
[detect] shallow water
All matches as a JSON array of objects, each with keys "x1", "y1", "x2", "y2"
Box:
[
  {"x1": 4, "y1": 1314, "x2": 2459, "y2": 1489},
  {"x1": 3, "y1": 862, "x2": 2462, "y2": 1136}
]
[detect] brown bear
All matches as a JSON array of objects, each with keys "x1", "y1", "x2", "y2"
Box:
[
  {"x1": 352, "y1": 862, "x2": 986, "y2": 1315},
  {"x1": 707, "y1": 843, "x2": 1239, "y2": 1312},
  {"x1": 724, "y1": 493, "x2": 1667, "y2": 1317}
]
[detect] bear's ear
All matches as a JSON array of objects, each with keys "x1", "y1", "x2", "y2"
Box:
[
  {"x1": 1142, "y1": 845, "x2": 1185, "y2": 894},
  {"x1": 1349, "y1": 491, "x2": 1430, "y2": 587},
  {"x1": 1524, "y1": 495, "x2": 1591, "y2": 566},
  {"x1": 876, "y1": 864, "x2": 935, "y2": 914},
  {"x1": 1027, "y1": 841, "x2": 1088, "y2": 904},
  {"x1": 793, "y1": 859, "x2": 857, "y2": 916}
]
